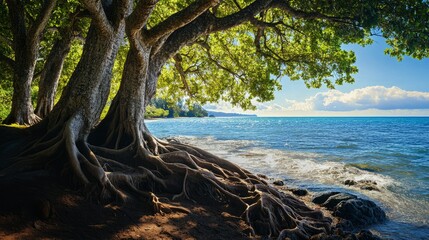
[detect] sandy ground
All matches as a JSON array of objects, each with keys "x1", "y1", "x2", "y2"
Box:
[{"x1": 0, "y1": 176, "x2": 255, "y2": 240}]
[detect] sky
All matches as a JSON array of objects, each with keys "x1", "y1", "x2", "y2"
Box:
[{"x1": 205, "y1": 39, "x2": 429, "y2": 116}]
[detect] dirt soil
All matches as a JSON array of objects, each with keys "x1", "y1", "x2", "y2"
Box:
[{"x1": 0, "y1": 176, "x2": 254, "y2": 240}]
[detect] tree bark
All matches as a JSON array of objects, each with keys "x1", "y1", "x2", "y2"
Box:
[
  {"x1": 35, "y1": 31, "x2": 74, "y2": 118},
  {"x1": 3, "y1": 54, "x2": 40, "y2": 125},
  {"x1": 48, "y1": 22, "x2": 124, "y2": 135},
  {"x1": 2, "y1": 12, "x2": 41, "y2": 125},
  {"x1": 3, "y1": 0, "x2": 57, "y2": 125},
  {"x1": 90, "y1": 44, "x2": 151, "y2": 148},
  {"x1": 0, "y1": 0, "x2": 130, "y2": 194}
]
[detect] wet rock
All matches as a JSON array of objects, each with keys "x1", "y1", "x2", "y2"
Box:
[
  {"x1": 344, "y1": 180, "x2": 357, "y2": 186},
  {"x1": 272, "y1": 180, "x2": 284, "y2": 186},
  {"x1": 312, "y1": 192, "x2": 386, "y2": 228},
  {"x1": 360, "y1": 185, "x2": 379, "y2": 191},
  {"x1": 334, "y1": 198, "x2": 386, "y2": 226},
  {"x1": 344, "y1": 180, "x2": 379, "y2": 191},
  {"x1": 291, "y1": 188, "x2": 308, "y2": 196},
  {"x1": 322, "y1": 193, "x2": 357, "y2": 210},
  {"x1": 356, "y1": 230, "x2": 382, "y2": 240},
  {"x1": 358, "y1": 180, "x2": 377, "y2": 185},
  {"x1": 312, "y1": 192, "x2": 341, "y2": 205}
]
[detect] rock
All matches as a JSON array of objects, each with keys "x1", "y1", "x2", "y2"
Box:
[
  {"x1": 334, "y1": 198, "x2": 386, "y2": 226},
  {"x1": 360, "y1": 185, "x2": 379, "y2": 191},
  {"x1": 344, "y1": 179, "x2": 379, "y2": 191},
  {"x1": 291, "y1": 188, "x2": 308, "y2": 196},
  {"x1": 322, "y1": 193, "x2": 357, "y2": 210},
  {"x1": 313, "y1": 192, "x2": 386, "y2": 228},
  {"x1": 358, "y1": 180, "x2": 377, "y2": 185},
  {"x1": 356, "y1": 230, "x2": 382, "y2": 240},
  {"x1": 312, "y1": 192, "x2": 341, "y2": 205},
  {"x1": 344, "y1": 180, "x2": 357, "y2": 186},
  {"x1": 273, "y1": 180, "x2": 284, "y2": 186}
]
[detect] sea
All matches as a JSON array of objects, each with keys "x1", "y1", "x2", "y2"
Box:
[{"x1": 146, "y1": 117, "x2": 429, "y2": 240}]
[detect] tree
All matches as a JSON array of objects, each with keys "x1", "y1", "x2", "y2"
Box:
[
  {"x1": 2, "y1": 0, "x2": 57, "y2": 125},
  {"x1": 144, "y1": 105, "x2": 169, "y2": 118},
  {"x1": 186, "y1": 104, "x2": 208, "y2": 117},
  {"x1": 1, "y1": 0, "x2": 428, "y2": 238},
  {"x1": 35, "y1": 4, "x2": 86, "y2": 118}
]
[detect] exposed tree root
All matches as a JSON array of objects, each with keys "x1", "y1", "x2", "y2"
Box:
[{"x1": 1, "y1": 121, "x2": 333, "y2": 239}]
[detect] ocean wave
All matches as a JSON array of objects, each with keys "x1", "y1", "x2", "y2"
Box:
[{"x1": 168, "y1": 135, "x2": 429, "y2": 225}]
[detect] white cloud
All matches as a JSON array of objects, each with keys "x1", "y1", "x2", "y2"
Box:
[
  {"x1": 285, "y1": 86, "x2": 429, "y2": 111},
  {"x1": 204, "y1": 86, "x2": 429, "y2": 116}
]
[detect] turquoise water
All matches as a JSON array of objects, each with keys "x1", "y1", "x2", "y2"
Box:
[{"x1": 146, "y1": 117, "x2": 429, "y2": 239}]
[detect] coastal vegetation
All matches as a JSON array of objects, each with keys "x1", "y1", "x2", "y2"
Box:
[
  {"x1": 146, "y1": 98, "x2": 208, "y2": 118},
  {"x1": 0, "y1": 0, "x2": 428, "y2": 239}
]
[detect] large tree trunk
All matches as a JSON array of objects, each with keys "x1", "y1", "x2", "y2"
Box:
[
  {"x1": 3, "y1": 53, "x2": 40, "y2": 125},
  {"x1": 35, "y1": 31, "x2": 74, "y2": 118},
  {"x1": 90, "y1": 44, "x2": 150, "y2": 149},
  {"x1": 0, "y1": 0, "x2": 128, "y2": 195},
  {"x1": 1, "y1": 1, "x2": 336, "y2": 237},
  {"x1": 88, "y1": 28, "x2": 332, "y2": 238},
  {"x1": 3, "y1": 0, "x2": 56, "y2": 125},
  {"x1": 3, "y1": 22, "x2": 41, "y2": 125}
]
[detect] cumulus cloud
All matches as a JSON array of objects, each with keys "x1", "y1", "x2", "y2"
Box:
[
  {"x1": 204, "y1": 86, "x2": 429, "y2": 116},
  {"x1": 286, "y1": 86, "x2": 429, "y2": 111}
]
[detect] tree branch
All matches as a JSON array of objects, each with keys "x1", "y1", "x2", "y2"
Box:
[
  {"x1": 126, "y1": 0, "x2": 158, "y2": 37},
  {"x1": 173, "y1": 54, "x2": 194, "y2": 97},
  {"x1": 269, "y1": 0, "x2": 354, "y2": 24},
  {"x1": 210, "y1": 0, "x2": 272, "y2": 32},
  {"x1": 28, "y1": 0, "x2": 57, "y2": 41},
  {"x1": 143, "y1": 0, "x2": 220, "y2": 45},
  {"x1": 5, "y1": 0, "x2": 27, "y2": 51},
  {"x1": 80, "y1": 0, "x2": 112, "y2": 34},
  {"x1": 154, "y1": 0, "x2": 273, "y2": 64}
]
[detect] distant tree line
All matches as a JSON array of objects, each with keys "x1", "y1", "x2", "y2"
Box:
[{"x1": 145, "y1": 98, "x2": 208, "y2": 118}]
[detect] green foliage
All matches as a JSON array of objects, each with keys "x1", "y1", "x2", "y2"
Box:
[
  {"x1": 144, "y1": 105, "x2": 169, "y2": 118},
  {"x1": 1, "y1": 0, "x2": 428, "y2": 119},
  {"x1": 155, "y1": 0, "x2": 428, "y2": 111},
  {"x1": 381, "y1": 0, "x2": 429, "y2": 60},
  {"x1": 149, "y1": 98, "x2": 208, "y2": 118},
  {"x1": 186, "y1": 104, "x2": 208, "y2": 117},
  {"x1": 0, "y1": 82, "x2": 12, "y2": 121}
]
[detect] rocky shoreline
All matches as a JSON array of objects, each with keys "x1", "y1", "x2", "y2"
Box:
[
  {"x1": 0, "y1": 173, "x2": 388, "y2": 240},
  {"x1": 270, "y1": 176, "x2": 387, "y2": 240}
]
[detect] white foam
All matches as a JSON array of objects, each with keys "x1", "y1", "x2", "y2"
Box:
[{"x1": 172, "y1": 136, "x2": 429, "y2": 225}]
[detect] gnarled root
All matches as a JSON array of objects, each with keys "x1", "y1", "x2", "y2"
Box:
[{"x1": 1, "y1": 121, "x2": 334, "y2": 239}]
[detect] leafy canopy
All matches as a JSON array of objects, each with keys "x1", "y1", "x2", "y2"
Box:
[
  {"x1": 155, "y1": 0, "x2": 428, "y2": 110},
  {"x1": 0, "y1": 0, "x2": 428, "y2": 117}
]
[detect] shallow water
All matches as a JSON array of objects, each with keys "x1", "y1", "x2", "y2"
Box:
[{"x1": 147, "y1": 117, "x2": 429, "y2": 239}]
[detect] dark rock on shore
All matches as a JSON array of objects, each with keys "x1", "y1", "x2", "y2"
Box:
[
  {"x1": 291, "y1": 188, "x2": 308, "y2": 196},
  {"x1": 312, "y1": 192, "x2": 341, "y2": 205},
  {"x1": 334, "y1": 198, "x2": 386, "y2": 226},
  {"x1": 321, "y1": 193, "x2": 357, "y2": 210},
  {"x1": 273, "y1": 180, "x2": 284, "y2": 186},
  {"x1": 312, "y1": 192, "x2": 386, "y2": 228},
  {"x1": 344, "y1": 179, "x2": 380, "y2": 191}
]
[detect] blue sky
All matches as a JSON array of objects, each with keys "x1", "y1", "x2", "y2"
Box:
[{"x1": 205, "y1": 39, "x2": 429, "y2": 116}]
